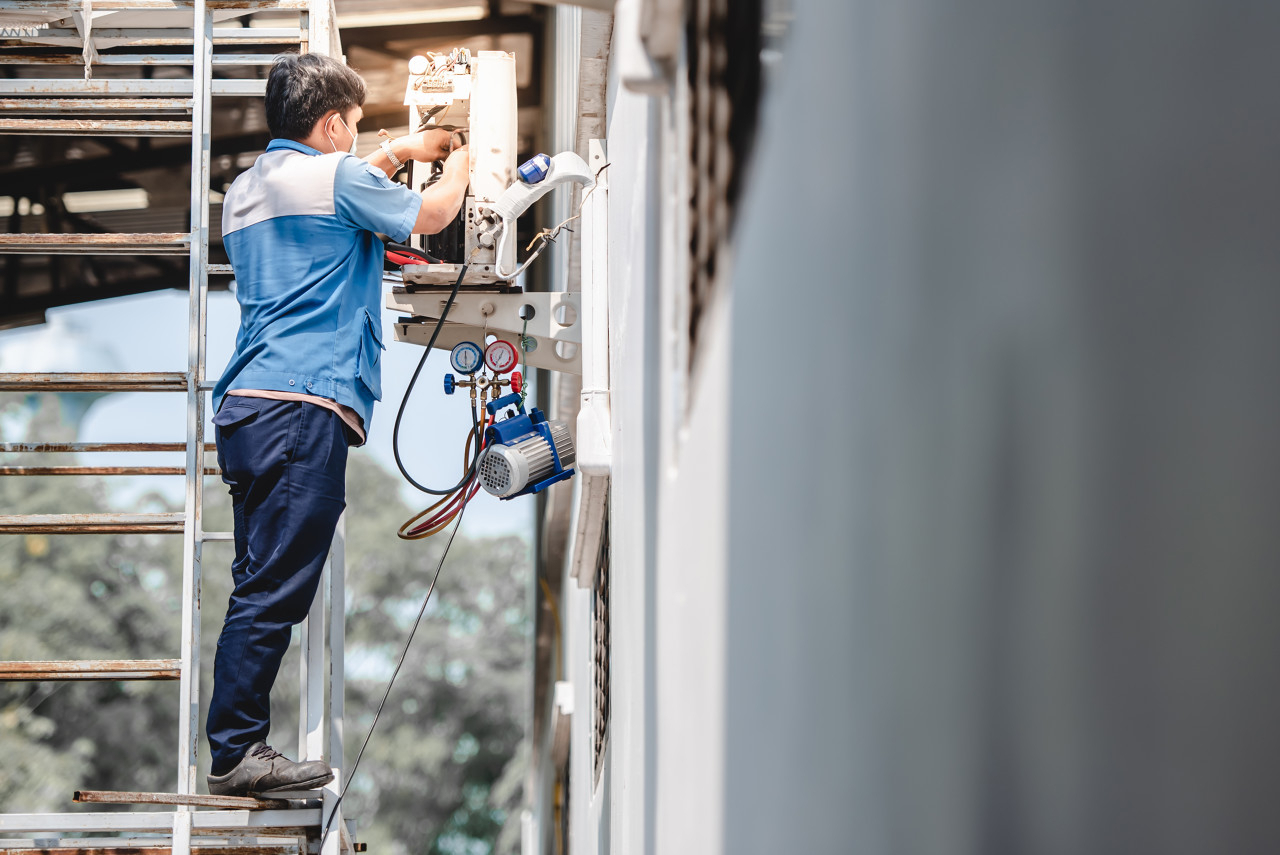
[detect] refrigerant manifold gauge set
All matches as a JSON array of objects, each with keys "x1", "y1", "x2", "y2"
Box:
[{"x1": 443, "y1": 340, "x2": 576, "y2": 501}]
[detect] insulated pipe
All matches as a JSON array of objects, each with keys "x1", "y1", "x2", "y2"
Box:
[{"x1": 491, "y1": 151, "x2": 595, "y2": 280}]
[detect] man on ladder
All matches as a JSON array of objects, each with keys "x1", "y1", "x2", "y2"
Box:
[{"x1": 206, "y1": 52, "x2": 469, "y2": 797}]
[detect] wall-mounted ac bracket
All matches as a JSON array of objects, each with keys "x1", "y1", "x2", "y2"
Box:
[{"x1": 388, "y1": 289, "x2": 583, "y2": 376}]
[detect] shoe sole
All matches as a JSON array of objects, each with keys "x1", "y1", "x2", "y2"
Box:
[{"x1": 251, "y1": 772, "x2": 336, "y2": 797}]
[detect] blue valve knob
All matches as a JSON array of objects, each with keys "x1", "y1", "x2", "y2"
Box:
[
  {"x1": 444, "y1": 373, "x2": 456, "y2": 395},
  {"x1": 518, "y1": 153, "x2": 551, "y2": 184}
]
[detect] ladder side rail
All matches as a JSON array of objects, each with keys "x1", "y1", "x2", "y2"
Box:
[
  {"x1": 308, "y1": 8, "x2": 346, "y2": 850},
  {"x1": 177, "y1": 0, "x2": 212, "y2": 805},
  {"x1": 323, "y1": 513, "x2": 346, "y2": 855},
  {"x1": 299, "y1": 560, "x2": 325, "y2": 763}
]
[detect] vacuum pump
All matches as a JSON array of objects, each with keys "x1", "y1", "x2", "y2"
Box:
[{"x1": 478, "y1": 392, "x2": 576, "y2": 499}]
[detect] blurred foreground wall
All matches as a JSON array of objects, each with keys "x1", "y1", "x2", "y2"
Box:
[{"x1": 726, "y1": 1, "x2": 1280, "y2": 853}]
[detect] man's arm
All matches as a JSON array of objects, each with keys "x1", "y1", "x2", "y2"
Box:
[
  {"x1": 412, "y1": 146, "x2": 470, "y2": 235},
  {"x1": 362, "y1": 129, "x2": 469, "y2": 235},
  {"x1": 364, "y1": 128, "x2": 452, "y2": 179}
]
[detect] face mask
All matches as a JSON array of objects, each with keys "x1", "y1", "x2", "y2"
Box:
[{"x1": 326, "y1": 115, "x2": 357, "y2": 155}]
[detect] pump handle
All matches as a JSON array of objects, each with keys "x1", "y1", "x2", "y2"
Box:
[{"x1": 486, "y1": 391, "x2": 523, "y2": 415}]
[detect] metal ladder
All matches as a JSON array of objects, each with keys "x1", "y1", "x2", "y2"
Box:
[{"x1": 0, "y1": 2, "x2": 351, "y2": 854}]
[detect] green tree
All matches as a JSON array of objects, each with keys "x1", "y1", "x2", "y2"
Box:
[
  {"x1": 1, "y1": 394, "x2": 531, "y2": 855},
  {"x1": 0, "y1": 394, "x2": 183, "y2": 809},
  {"x1": 335, "y1": 453, "x2": 531, "y2": 855}
]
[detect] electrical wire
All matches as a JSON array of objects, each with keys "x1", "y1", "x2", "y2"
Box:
[
  {"x1": 492, "y1": 161, "x2": 609, "y2": 282},
  {"x1": 537, "y1": 575, "x2": 562, "y2": 682},
  {"x1": 518, "y1": 317, "x2": 531, "y2": 408},
  {"x1": 493, "y1": 211, "x2": 579, "y2": 281},
  {"x1": 317, "y1": 487, "x2": 474, "y2": 851},
  {"x1": 391, "y1": 262, "x2": 485, "y2": 495}
]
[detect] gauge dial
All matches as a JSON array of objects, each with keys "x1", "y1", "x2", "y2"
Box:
[
  {"x1": 484, "y1": 339, "x2": 519, "y2": 374},
  {"x1": 450, "y1": 341, "x2": 483, "y2": 375}
]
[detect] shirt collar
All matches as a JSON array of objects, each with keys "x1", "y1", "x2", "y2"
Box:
[{"x1": 266, "y1": 138, "x2": 326, "y2": 156}]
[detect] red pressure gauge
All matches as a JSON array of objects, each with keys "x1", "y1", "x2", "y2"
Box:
[{"x1": 484, "y1": 339, "x2": 519, "y2": 374}]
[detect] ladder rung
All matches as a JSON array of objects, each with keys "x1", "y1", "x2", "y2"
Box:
[
  {"x1": 0, "y1": 659, "x2": 181, "y2": 681},
  {"x1": 0, "y1": 118, "x2": 192, "y2": 136},
  {"x1": 0, "y1": 54, "x2": 274, "y2": 67},
  {"x1": 203, "y1": 531, "x2": 234, "y2": 542},
  {"x1": 74, "y1": 790, "x2": 291, "y2": 811},
  {"x1": 0, "y1": 442, "x2": 214, "y2": 452},
  {"x1": 0, "y1": 840, "x2": 315, "y2": 854},
  {"x1": 0, "y1": 233, "x2": 190, "y2": 254},
  {"x1": 0, "y1": 512, "x2": 186, "y2": 533},
  {"x1": 0, "y1": 809, "x2": 322, "y2": 834},
  {"x1": 0, "y1": 847, "x2": 302, "y2": 855},
  {"x1": 208, "y1": 263, "x2": 234, "y2": 274},
  {"x1": 19, "y1": 0, "x2": 311, "y2": 8},
  {"x1": 0, "y1": 838, "x2": 308, "y2": 849},
  {"x1": 9, "y1": 27, "x2": 304, "y2": 47},
  {"x1": 0, "y1": 97, "x2": 192, "y2": 113},
  {"x1": 0, "y1": 79, "x2": 266, "y2": 97},
  {"x1": 0, "y1": 372, "x2": 188, "y2": 391},
  {"x1": 0, "y1": 466, "x2": 219, "y2": 476}
]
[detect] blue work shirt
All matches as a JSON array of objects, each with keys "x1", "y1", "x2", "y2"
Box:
[{"x1": 213, "y1": 138, "x2": 422, "y2": 434}]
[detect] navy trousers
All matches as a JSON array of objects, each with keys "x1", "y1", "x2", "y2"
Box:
[{"x1": 207, "y1": 396, "x2": 350, "y2": 775}]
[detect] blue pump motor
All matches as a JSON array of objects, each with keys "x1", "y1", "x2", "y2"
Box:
[{"x1": 478, "y1": 392, "x2": 575, "y2": 499}]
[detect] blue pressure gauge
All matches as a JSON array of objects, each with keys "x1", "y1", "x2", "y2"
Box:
[{"x1": 450, "y1": 341, "x2": 483, "y2": 375}]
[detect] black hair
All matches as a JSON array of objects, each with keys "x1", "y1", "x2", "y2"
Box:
[{"x1": 265, "y1": 52, "x2": 366, "y2": 140}]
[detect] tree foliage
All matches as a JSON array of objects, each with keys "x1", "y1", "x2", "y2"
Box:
[{"x1": 0, "y1": 395, "x2": 530, "y2": 854}]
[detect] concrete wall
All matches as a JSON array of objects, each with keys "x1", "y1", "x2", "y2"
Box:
[
  {"x1": 540, "y1": 0, "x2": 1280, "y2": 853},
  {"x1": 725, "y1": 1, "x2": 1280, "y2": 854}
]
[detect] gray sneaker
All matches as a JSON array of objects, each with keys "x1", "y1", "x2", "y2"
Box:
[{"x1": 207, "y1": 742, "x2": 334, "y2": 797}]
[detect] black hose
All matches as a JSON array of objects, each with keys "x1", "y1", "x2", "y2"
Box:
[{"x1": 391, "y1": 263, "x2": 484, "y2": 495}]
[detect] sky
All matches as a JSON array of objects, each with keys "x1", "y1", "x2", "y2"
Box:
[{"x1": 0, "y1": 288, "x2": 534, "y2": 539}]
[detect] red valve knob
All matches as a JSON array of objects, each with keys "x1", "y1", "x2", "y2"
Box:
[{"x1": 510, "y1": 371, "x2": 523, "y2": 393}]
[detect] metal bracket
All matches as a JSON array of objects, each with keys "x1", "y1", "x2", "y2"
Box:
[{"x1": 387, "y1": 289, "x2": 582, "y2": 375}]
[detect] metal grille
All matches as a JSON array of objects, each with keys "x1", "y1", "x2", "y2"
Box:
[
  {"x1": 479, "y1": 446, "x2": 515, "y2": 495},
  {"x1": 592, "y1": 511, "x2": 611, "y2": 785},
  {"x1": 685, "y1": 0, "x2": 764, "y2": 363}
]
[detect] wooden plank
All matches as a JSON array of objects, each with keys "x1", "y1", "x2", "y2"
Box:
[
  {"x1": 0, "y1": 98, "x2": 193, "y2": 113},
  {"x1": 0, "y1": 513, "x2": 186, "y2": 534},
  {"x1": 0, "y1": 233, "x2": 190, "y2": 255},
  {"x1": 0, "y1": 442, "x2": 214, "y2": 453},
  {"x1": 0, "y1": 809, "x2": 321, "y2": 834},
  {"x1": 0, "y1": 466, "x2": 219, "y2": 476},
  {"x1": 0, "y1": 660, "x2": 181, "y2": 681},
  {"x1": 0, "y1": 0, "x2": 308, "y2": 11},
  {"x1": 74, "y1": 791, "x2": 291, "y2": 811},
  {"x1": 0, "y1": 54, "x2": 273, "y2": 67},
  {"x1": 0, "y1": 79, "x2": 263, "y2": 97},
  {"x1": 0, "y1": 836, "x2": 302, "y2": 851},
  {"x1": 0, "y1": 372, "x2": 188, "y2": 391},
  {"x1": 0, "y1": 848, "x2": 297, "y2": 855},
  {"x1": 0, "y1": 118, "x2": 192, "y2": 136}
]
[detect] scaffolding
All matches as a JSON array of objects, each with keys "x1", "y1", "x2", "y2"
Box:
[{"x1": 0, "y1": 2, "x2": 352, "y2": 854}]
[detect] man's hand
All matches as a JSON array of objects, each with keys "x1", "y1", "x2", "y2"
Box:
[{"x1": 403, "y1": 129, "x2": 455, "y2": 163}]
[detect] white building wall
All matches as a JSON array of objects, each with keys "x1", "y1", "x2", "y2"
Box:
[
  {"x1": 541, "y1": 0, "x2": 1280, "y2": 852},
  {"x1": 542, "y1": 1, "x2": 855, "y2": 853},
  {"x1": 595, "y1": 12, "x2": 662, "y2": 850}
]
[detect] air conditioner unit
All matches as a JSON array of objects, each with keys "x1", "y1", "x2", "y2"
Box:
[{"x1": 402, "y1": 48, "x2": 518, "y2": 288}]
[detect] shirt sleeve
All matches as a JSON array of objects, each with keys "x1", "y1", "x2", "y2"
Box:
[{"x1": 332, "y1": 155, "x2": 423, "y2": 243}]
